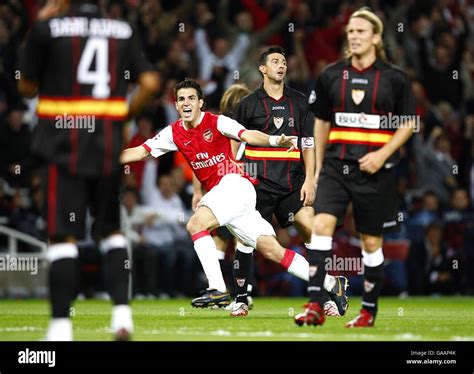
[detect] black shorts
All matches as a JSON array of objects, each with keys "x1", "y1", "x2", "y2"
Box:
[
  {"x1": 215, "y1": 226, "x2": 233, "y2": 240},
  {"x1": 314, "y1": 159, "x2": 399, "y2": 236},
  {"x1": 255, "y1": 184, "x2": 312, "y2": 228},
  {"x1": 43, "y1": 164, "x2": 121, "y2": 241}
]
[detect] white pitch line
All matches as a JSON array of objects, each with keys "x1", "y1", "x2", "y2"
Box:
[
  {"x1": 140, "y1": 328, "x2": 431, "y2": 340},
  {"x1": 451, "y1": 336, "x2": 474, "y2": 341},
  {"x1": 0, "y1": 326, "x2": 45, "y2": 332},
  {"x1": 1, "y1": 326, "x2": 472, "y2": 341}
]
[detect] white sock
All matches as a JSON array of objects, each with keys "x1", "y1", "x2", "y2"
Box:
[
  {"x1": 324, "y1": 274, "x2": 336, "y2": 292},
  {"x1": 46, "y1": 318, "x2": 73, "y2": 341},
  {"x1": 280, "y1": 249, "x2": 309, "y2": 281},
  {"x1": 236, "y1": 243, "x2": 254, "y2": 253},
  {"x1": 362, "y1": 247, "x2": 384, "y2": 267},
  {"x1": 305, "y1": 236, "x2": 335, "y2": 291},
  {"x1": 193, "y1": 231, "x2": 227, "y2": 292},
  {"x1": 216, "y1": 249, "x2": 226, "y2": 260},
  {"x1": 111, "y1": 304, "x2": 133, "y2": 333}
]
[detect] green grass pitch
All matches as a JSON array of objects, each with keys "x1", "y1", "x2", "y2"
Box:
[{"x1": 0, "y1": 297, "x2": 473, "y2": 341}]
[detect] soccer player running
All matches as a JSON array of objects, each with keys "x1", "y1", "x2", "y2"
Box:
[
  {"x1": 229, "y1": 46, "x2": 349, "y2": 317},
  {"x1": 295, "y1": 8, "x2": 416, "y2": 327},
  {"x1": 18, "y1": 0, "x2": 159, "y2": 340},
  {"x1": 121, "y1": 79, "x2": 310, "y2": 317},
  {"x1": 190, "y1": 83, "x2": 251, "y2": 309}
]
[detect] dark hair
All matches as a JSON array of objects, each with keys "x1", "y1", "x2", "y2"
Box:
[
  {"x1": 174, "y1": 78, "x2": 204, "y2": 100},
  {"x1": 426, "y1": 220, "x2": 444, "y2": 233},
  {"x1": 124, "y1": 186, "x2": 138, "y2": 195},
  {"x1": 423, "y1": 190, "x2": 439, "y2": 199},
  {"x1": 259, "y1": 46, "x2": 286, "y2": 66}
]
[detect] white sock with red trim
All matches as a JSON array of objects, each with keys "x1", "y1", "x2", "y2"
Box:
[
  {"x1": 192, "y1": 230, "x2": 227, "y2": 292},
  {"x1": 280, "y1": 249, "x2": 309, "y2": 281}
]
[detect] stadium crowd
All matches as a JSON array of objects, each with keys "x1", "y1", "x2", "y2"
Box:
[{"x1": 0, "y1": 0, "x2": 473, "y2": 298}]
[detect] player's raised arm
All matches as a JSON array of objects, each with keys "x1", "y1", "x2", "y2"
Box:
[{"x1": 120, "y1": 146, "x2": 149, "y2": 164}]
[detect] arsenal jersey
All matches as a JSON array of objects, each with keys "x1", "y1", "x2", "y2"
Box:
[{"x1": 143, "y1": 112, "x2": 255, "y2": 192}]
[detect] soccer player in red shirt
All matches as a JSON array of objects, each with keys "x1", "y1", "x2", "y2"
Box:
[{"x1": 121, "y1": 79, "x2": 310, "y2": 316}]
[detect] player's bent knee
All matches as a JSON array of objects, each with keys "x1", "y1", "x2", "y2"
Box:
[
  {"x1": 186, "y1": 215, "x2": 206, "y2": 235},
  {"x1": 360, "y1": 235, "x2": 382, "y2": 252},
  {"x1": 313, "y1": 218, "x2": 335, "y2": 237}
]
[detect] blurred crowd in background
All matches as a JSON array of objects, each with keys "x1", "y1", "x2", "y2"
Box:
[{"x1": 0, "y1": 0, "x2": 473, "y2": 299}]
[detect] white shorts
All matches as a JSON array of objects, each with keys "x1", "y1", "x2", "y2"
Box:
[{"x1": 199, "y1": 174, "x2": 275, "y2": 248}]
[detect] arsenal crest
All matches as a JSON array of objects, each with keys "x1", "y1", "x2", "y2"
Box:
[
  {"x1": 203, "y1": 129, "x2": 213, "y2": 142},
  {"x1": 351, "y1": 89, "x2": 365, "y2": 105},
  {"x1": 273, "y1": 116, "x2": 284, "y2": 129},
  {"x1": 309, "y1": 265, "x2": 318, "y2": 277}
]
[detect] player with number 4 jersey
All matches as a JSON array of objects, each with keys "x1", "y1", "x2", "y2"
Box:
[
  {"x1": 20, "y1": 2, "x2": 153, "y2": 176},
  {"x1": 18, "y1": 0, "x2": 159, "y2": 341}
]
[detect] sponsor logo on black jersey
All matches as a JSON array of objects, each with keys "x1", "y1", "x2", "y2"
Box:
[{"x1": 351, "y1": 78, "x2": 369, "y2": 85}]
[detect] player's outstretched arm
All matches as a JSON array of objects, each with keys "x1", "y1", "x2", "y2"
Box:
[
  {"x1": 240, "y1": 130, "x2": 298, "y2": 152},
  {"x1": 120, "y1": 146, "x2": 149, "y2": 164}
]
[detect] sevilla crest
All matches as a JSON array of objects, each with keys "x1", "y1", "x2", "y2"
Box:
[
  {"x1": 364, "y1": 280, "x2": 375, "y2": 293},
  {"x1": 273, "y1": 117, "x2": 284, "y2": 129},
  {"x1": 309, "y1": 265, "x2": 318, "y2": 277},
  {"x1": 351, "y1": 89, "x2": 365, "y2": 105}
]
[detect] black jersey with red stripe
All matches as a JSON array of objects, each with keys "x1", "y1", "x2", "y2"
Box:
[
  {"x1": 310, "y1": 58, "x2": 416, "y2": 164},
  {"x1": 19, "y1": 3, "x2": 151, "y2": 177},
  {"x1": 233, "y1": 85, "x2": 313, "y2": 194}
]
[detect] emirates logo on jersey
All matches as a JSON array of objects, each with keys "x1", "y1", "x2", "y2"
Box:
[
  {"x1": 273, "y1": 117, "x2": 284, "y2": 129},
  {"x1": 203, "y1": 129, "x2": 213, "y2": 142}
]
